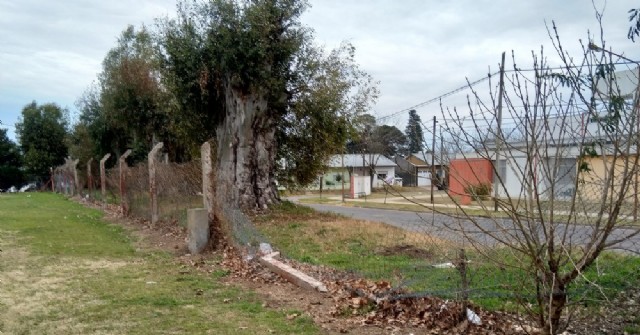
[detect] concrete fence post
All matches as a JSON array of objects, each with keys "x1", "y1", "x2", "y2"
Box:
[
  {"x1": 87, "y1": 158, "x2": 94, "y2": 199},
  {"x1": 52, "y1": 168, "x2": 57, "y2": 193},
  {"x1": 72, "y1": 159, "x2": 80, "y2": 196},
  {"x1": 184, "y1": 141, "x2": 214, "y2": 254},
  {"x1": 201, "y1": 141, "x2": 214, "y2": 214},
  {"x1": 100, "y1": 153, "x2": 111, "y2": 207},
  {"x1": 119, "y1": 149, "x2": 132, "y2": 216},
  {"x1": 62, "y1": 157, "x2": 75, "y2": 196},
  {"x1": 65, "y1": 168, "x2": 71, "y2": 195},
  {"x1": 50, "y1": 167, "x2": 55, "y2": 192},
  {"x1": 148, "y1": 142, "x2": 164, "y2": 225}
]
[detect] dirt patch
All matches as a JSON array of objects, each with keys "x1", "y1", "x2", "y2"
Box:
[{"x1": 376, "y1": 244, "x2": 434, "y2": 259}]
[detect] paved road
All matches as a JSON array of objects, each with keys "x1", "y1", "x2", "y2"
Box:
[{"x1": 302, "y1": 203, "x2": 640, "y2": 254}]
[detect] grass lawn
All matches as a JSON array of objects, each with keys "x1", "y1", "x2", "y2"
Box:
[{"x1": 0, "y1": 193, "x2": 318, "y2": 335}]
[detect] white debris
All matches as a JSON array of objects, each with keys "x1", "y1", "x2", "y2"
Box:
[
  {"x1": 259, "y1": 242, "x2": 274, "y2": 255},
  {"x1": 466, "y1": 308, "x2": 482, "y2": 325},
  {"x1": 432, "y1": 262, "x2": 455, "y2": 269},
  {"x1": 438, "y1": 300, "x2": 449, "y2": 312}
]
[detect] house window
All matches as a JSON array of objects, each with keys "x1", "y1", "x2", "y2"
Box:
[{"x1": 377, "y1": 173, "x2": 387, "y2": 180}]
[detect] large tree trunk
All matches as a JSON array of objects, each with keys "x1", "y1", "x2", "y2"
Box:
[{"x1": 215, "y1": 86, "x2": 280, "y2": 210}]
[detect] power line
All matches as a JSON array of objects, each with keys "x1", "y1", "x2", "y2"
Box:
[
  {"x1": 376, "y1": 60, "x2": 638, "y2": 124},
  {"x1": 376, "y1": 72, "x2": 500, "y2": 122},
  {"x1": 503, "y1": 60, "x2": 639, "y2": 73}
]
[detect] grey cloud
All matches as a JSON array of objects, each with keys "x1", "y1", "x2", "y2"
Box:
[{"x1": 0, "y1": 0, "x2": 638, "y2": 139}]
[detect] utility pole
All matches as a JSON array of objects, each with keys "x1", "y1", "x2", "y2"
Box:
[
  {"x1": 494, "y1": 52, "x2": 506, "y2": 212},
  {"x1": 440, "y1": 125, "x2": 444, "y2": 189},
  {"x1": 341, "y1": 151, "x2": 345, "y2": 203},
  {"x1": 634, "y1": 67, "x2": 640, "y2": 220},
  {"x1": 430, "y1": 115, "x2": 437, "y2": 204}
]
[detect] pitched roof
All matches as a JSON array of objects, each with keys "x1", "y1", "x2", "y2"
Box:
[
  {"x1": 328, "y1": 154, "x2": 397, "y2": 168},
  {"x1": 406, "y1": 152, "x2": 432, "y2": 166}
]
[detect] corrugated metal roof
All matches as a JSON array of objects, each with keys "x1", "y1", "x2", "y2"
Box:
[{"x1": 328, "y1": 154, "x2": 397, "y2": 168}]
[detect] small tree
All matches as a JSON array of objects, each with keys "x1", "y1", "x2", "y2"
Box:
[{"x1": 436, "y1": 17, "x2": 640, "y2": 334}]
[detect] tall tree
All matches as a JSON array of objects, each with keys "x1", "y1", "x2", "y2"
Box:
[
  {"x1": 347, "y1": 117, "x2": 407, "y2": 158},
  {"x1": 158, "y1": 0, "x2": 377, "y2": 208},
  {"x1": 372, "y1": 125, "x2": 408, "y2": 157},
  {"x1": 99, "y1": 25, "x2": 167, "y2": 161},
  {"x1": 0, "y1": 128, "x2": 24, "y2": 189},
  {"x1": 75, "y1": 84, "x2": 113, "y2": 159},
  {"x1": 405, "y1": 109, "x2": 424, "y2": 154},
  {"x1": 346, "y1": 113, "x2": 377, "y2": 154},
  {"x1": 15, "y1": 102, "x2": 68, "y2": 182}
]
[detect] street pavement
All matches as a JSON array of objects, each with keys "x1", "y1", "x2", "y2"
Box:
[{"x1": 299, "y1": 201, "x2": 640, "y2": 255}]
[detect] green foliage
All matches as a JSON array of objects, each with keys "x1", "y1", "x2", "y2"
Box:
[
  {"x1": 544, "y1": 72, "x2": 572, "y2": 87},
  {"x1": 594, "y1": 62, "x2": 616, "y2": 80},
  {"x1": 0, "y1": 128, "x2": 24, "y2": 188},
  {"x1": 98, "y1": 25, "x2": 169, "y2": 162},
  {"x1": 15, "y1": 101, "x2": 68, "y2": 181},
  {"x1": 157, "y1": 0, "x2": 378, "y2": 191},
  {"x1": 158, "y1": 0, "x2": 309, "y2": 142},
  {"x1": 347, "y1": 115, "x2": 407, "y2": 157},
  {"x1": 155, "y1": 1, "x2": 226, "y2": 150},
  {"x1": 277, "y1": 42, "x2": 378, "y2": 187},
  {"x1": 72, "y1": 0, "x2": 376, "y2": 202},
  {"x1": 405, "y1": 109, "x2": 424, "y2": 154},
  {"x1": 75, "y1": 84, "x2": 117, "y2": 160},
  {"x1": 629, "y1": 8, "x2": 640, "y2": 42},
  {"x1": 373, "y1": 125, "x2": 408, "y2": 157},
  {"x1": 578, "y1": 142, "x2": 600, "y2": 173}
]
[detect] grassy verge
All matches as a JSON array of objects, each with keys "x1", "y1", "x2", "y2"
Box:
[
  {"x1": 255, "y1": 201, "x2": 457, "y2": 276},
  {"x1": 0, "y1": 193, "x2": 318, "y2": 335},
  {"x1": 256, "y1": 201, "x2": 640, "y2": 313}
]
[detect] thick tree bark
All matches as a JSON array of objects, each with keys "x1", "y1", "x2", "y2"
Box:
[{"x1": 215, "y1": 85, "x2": 280, "y2": 210}]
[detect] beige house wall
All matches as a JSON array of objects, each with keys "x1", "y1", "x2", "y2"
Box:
[{"x1": 579, "y1": 155, "x2": 640, "y2": 203}]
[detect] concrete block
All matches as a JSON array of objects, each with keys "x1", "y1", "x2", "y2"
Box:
[
  {"x1": 187, "y1": 208, "x2": 209, "y2": 254},
  {"x1": 259, "y1": 252, "x2": 328, "y2": 292}
]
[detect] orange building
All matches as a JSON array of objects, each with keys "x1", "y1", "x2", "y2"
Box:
[{"x1": 448, "y1": 158, "x2": 494, "y2": 205}]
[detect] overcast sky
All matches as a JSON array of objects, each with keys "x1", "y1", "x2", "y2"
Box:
[{"x1": 1, "y1": 0, "x2": 637, "y2": 142}]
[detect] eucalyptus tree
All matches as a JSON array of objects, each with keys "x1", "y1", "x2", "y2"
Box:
[{"x1": 158, "y1": 0, "x2": 378, "y2": 209}]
